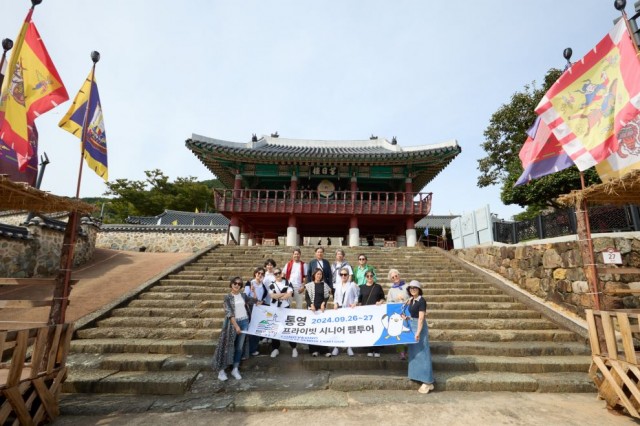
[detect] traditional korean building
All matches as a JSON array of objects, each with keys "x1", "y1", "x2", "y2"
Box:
[{"x1": 186, "y1": 134, "x2": 461, "y2": 247}]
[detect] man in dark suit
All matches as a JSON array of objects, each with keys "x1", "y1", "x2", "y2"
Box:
[{"x1": 307, "y1": 246, "x2": 333, "y2": 291}]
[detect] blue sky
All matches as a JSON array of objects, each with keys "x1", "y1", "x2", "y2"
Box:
[{"x1": 0, "y1": 0, "x2": 629, "y2": 219}]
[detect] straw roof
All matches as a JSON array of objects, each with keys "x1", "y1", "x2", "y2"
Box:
[
  {"x1": 557, "y1": 169, "x2": 640, "y2": 207},
  {"x1": 0, "y1": 175, "x2": 95, "y2": 214}
]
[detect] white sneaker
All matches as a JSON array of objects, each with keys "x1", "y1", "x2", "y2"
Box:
[
  {"x1": 270, "y1": 349, "x2": 280, "y2": 358},
  {"x1": 367, "y1": 352, "x2": 373, "y2": 357},
  {"x1": 218, "y1": 370, "x2": 228, "y2": 381},
  {"x1": 347, "y1": 347, "x2": 354, "y2": 357},
  {"x1": 251, "y1": 351, "x2": 260, "y2": 356},
  {"x1": 292, "y1": 348, "x2": 298, "y2": 358},
  {"x1": 418, "y1": 383, "x2": 434, "y2": 394},
  {"x1": 332, "y1": 347, "x2": 339, "y2": 356},
  {"x1": 374, "y1": 352, "x2": 381, "y2": 358},
  {"x1": 230, "y1": 367, "x2": 242, "y2": 380},
  {"x1": 325, "y1": 352, "x2": 332, "y2": 358},
  {"x1": 312, "y1": 352, "x2": 319, "y2": 357}
]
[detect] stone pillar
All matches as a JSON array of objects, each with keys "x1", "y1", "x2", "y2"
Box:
[
  {"x1": 406, "y1": 217, "x2": 416, "y2": 247},
  {"x1": 248, "y1": 232, "x2": 255, "y2": 246},
  {"x1": 286, "y1": 215, "x2": 297, "y2": 247},
  {"x1": 348, "y1": 216, "x2": 360, "y2": 247},
  {"x1": 240, "y1": 225, "x2": 248, "y2": 246},
  {"x1": 229, "y1": 216, "x2": 240, "y2": 245}
]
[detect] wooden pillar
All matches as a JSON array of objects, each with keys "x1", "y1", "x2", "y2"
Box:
[{"x1": 575, "y1": 199, "x2": 601, "y2": 310}]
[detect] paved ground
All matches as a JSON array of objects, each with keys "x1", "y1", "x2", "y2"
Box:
[
  {"x1": 53, "y1": 391, "x2": 636, "y2": 425},
  {"x1": 0, "y1": 248, "x2": 190, "y2": 328},
  {"x1": 8, "y1": 246, "x2": 631, "y2": 425}
]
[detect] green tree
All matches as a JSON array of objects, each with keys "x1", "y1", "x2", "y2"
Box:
[
  {"x1": 102, "y1": 170, "x2": 216, "y2": 222},
  {"x1": 477, "y1": 68, "x2": 599, "y2": 218}
]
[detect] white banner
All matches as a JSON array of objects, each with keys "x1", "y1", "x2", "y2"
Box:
[{"x1": 247, "y1": 303, "x2": 416, "y2": 347}]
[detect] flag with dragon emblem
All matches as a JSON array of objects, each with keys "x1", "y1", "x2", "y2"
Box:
[
  {"x1": 535, "y1": 19, "x2": 640, "y2": 174},
  {"x1": 0, "y1": 9, "x2": 68, "y2": 171}
]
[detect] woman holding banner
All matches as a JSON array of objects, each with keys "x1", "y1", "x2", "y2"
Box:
[
  {"x1": 214, "y1": 276, "x2": 260, "y2": 381},
  {"x1": 268, "y1": 267, "x2": 299, "y2": 358},
  {"x1": 331, "y1": 267, "x2": 359, "y2": 356},
  {"x1": 402, "y1": 280, "x2": 435, "y2": 394},
  {"x1": 305, "y1": 267, "x2": 332, "y2": 357},
  {"x1": 358, "y1": 271, "x2": 385, "y2": 357}
]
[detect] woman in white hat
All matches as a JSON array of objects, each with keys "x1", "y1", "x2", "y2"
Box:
[{"x1": 402, "y1": 280, "x2": 435, "y2": 394}]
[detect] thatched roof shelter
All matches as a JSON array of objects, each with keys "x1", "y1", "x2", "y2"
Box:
[
  {"x1": 557, "y1": 169, "x2": 640, "y2": 207},
  {"x1": 0, "y1": 175, "x2": 95, "y2": 214}
]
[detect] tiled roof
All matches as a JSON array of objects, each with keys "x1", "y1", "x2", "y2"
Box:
[
  {"x1": 125, "y1": 210, "x2": 229, "y2": 228},
  {"x1": 186, "y1": 134, "x2": 461, "y2": 189},
  {"x1": 0, "y1": 223, "x2": 31, "y2": 239},
  {"x1": 415, "y1": 215, "x2": 460, "y2": 229},
  {"x1": 102, "y1": 224, "x2": 226, "y2": 233}
]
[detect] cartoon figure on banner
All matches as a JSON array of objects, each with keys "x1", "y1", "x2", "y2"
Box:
[
  {"x1": 381, "y1": 312, "x2": 410, "y2": 341},
  {"x1": 255, "y1": 310, "x2": 280, "y2": 338},
  {"x1": 569, "y1": 77, "x2": 618, "y2": 137}
]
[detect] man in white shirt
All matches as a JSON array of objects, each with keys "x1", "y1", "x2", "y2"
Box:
[{"x1": 282, "y1": 248, "x2": 308, "y2": 309}]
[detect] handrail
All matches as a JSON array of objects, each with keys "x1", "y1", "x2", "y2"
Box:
[{"x1": 213, "y1": 189, "x2": 432, "y2": 215}]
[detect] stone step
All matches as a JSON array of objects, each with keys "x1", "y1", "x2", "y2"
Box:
[
  {"x1": 427, "y1": 302, "x2": 529, "y2": 310},
  {"x1": 62, "y1": 369, "x2": 199, "y2": 395},
  {"x1": 427, "y1": 310, "x2": 541, "y2": 319},
  {"x1": 76, "y1": 327, "x2": 216, "y2": 340},
  {"x1": 423, "y1": 295, "x2": 514, "y2": 303},
  {"x1": 70, "y1": 339, "x2": 215, "y2": 355},
  {"x1": 429, "y1": 329, "x2": 579, "y2": 343},
  {"x1": 69, "y1": 338, "x2": 589, "y2": 358},
  {"x1": 128, "y1": 299, "x2": 212, "y2": 309},
  {"x1": 67, "y1": 352, "x2": 590, "y2": 374},
  {"x1": 327, "y1": 371, "x2": 595, "y2": 393},
  {"x1": 110, "y1": 307, "x2": 218, "y2": 318},
  {"x1": 61, "y1": 367, "x2": 594, "y2": 395},
  {"x1": 98, "y1": 317, "x2": 222, "y2": 329},
  {"x1": 76, "y1": 326, "x2": 578, "y2": 344},
  {"x1": 427, "y1": 318, "x2": 560, "y2": 330}
]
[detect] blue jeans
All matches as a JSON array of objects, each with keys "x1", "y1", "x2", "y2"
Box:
[
  {"x1": 233, "y1": 318, "x2": 249, "y2": 367},
  {"x1": 407, "y1": 318, "x2": 434, "y2": 384}
]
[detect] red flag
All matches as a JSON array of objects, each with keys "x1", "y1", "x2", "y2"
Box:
[{"x1": 0, "y1": 10, "x2": 68, "y2": 170}]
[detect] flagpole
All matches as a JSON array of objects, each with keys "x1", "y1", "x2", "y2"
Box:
[
  {"x1": 0, "y1": 39, "x2": 13, "y2": 88},
  {"x1": 577, "y1": 171, "x2": 601, "y2": 310},
  {"x1": 615, "y1": 0, "x2": 640, "y2": 55},
  {"x1": 52, "y1": 51, "x2": 100, "y2": 324}
]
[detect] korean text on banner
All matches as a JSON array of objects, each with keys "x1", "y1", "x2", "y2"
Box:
[{"x1": 247, "y1": 304, "x2": 417, "y2": 347}]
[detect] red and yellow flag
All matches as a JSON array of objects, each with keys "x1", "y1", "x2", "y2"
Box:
[
  {"x1": 0, "y1": 9, "x2": 68, "y2": 170},
  {"x1": 535, "y1": 19, "x2": 640, "y2": 173}
]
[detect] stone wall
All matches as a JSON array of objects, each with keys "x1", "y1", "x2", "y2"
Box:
[
  {"x1": 0, "y1": 217, "x2": 99, "y2": 277},
  {"x1": 96, "y1": 226, "x2": 226, "y2": 252},
  {"x1": 453, "y1": 235, "x2": 640, "y2": 317}
]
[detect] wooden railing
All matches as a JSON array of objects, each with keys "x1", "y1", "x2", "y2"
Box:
[
  {"x1": 586, "y1": 309, "x2": 640, "y2": 418},
  {"x1": 213, "y1": 189, "x2": 432, "y2": 216},
  {"x1": 0, "y1": 323, "x2": 73, "y2": 424}
]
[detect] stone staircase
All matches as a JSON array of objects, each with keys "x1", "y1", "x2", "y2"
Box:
[{"x1": 64, "y1": 246, "x2": 594, "y2": 395}]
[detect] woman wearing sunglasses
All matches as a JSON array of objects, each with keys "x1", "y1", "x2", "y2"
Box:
[
  {"x1": 268, "y1": 268, "x2": 298, "y2": 358},
  {"x1": 331, "y1": 267, "x2": 359, "y2": 356},
  {"x1": 213, "y1": 276, "x2": 260, "y2": 382},
  {"x1": 357, "y1": 270, "x2": 385, "y2": 357}
]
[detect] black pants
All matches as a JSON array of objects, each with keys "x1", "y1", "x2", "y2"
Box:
[
  {"x1": 309, "y1": 344, "x2": 329, "y2": 354},
  {"x1": 368, "y1": 346, "x2": 379, "y2": 354},
  {"x1": 272, "y1": 339, "x2": 297, "y2": 350}
]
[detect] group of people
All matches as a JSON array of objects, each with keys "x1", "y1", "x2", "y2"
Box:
[{"x1": 212, "y1": 247, "x2": 435, "y2": 394}]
